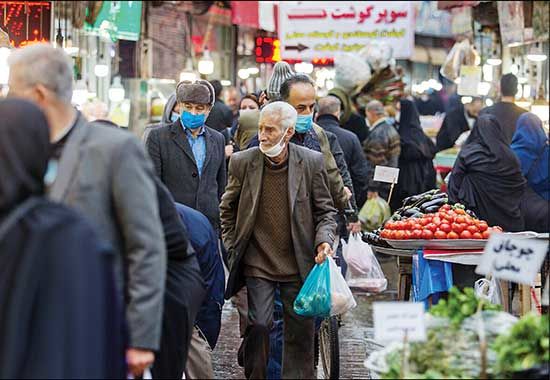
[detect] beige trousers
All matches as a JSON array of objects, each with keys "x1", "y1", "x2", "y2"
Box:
[{"x1": 185, "y1": 326, "x2": 214, "y2": 379}]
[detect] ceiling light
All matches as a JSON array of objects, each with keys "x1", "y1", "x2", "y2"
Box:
[
  {"x1": 485, "y1": 98, "x2": 493, "y2": 107},
  {"x1": 510, "y1": 64, "x2": 519, "y2": 75},
  {"x1": 221, "y1": 80, "x2": 232, "y2": 86},
  {"x1": 247, "y1": 67, "x2": 259, "y2": 75},
  {"x1": 486, "y1": 57, "x2": 502, "y2": 66},
  {"x1": 238, "y1": 69, "x2": 250, "y2": 80},
  {"x1": 94, "y1": 63, "x2": 109, "y2": 78},
  {"x1": 108, "y1": 76, "x2": 125, "y2": 103},
  {"x1": 461, "y1": 96, "x2": 473, "y2": 104},
  {"x1": 526, "y1": 42, "x2": 547, "y2": 62}
]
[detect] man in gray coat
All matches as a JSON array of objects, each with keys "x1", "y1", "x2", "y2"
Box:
[
  {"x1": 146, "y1": 80, "x2": 227, "y2": 231},
  {"x1": 7, "y1": 44, "x2": 166, "y2": 377},
  {"x1": 220, "y1": 101, "x2": 337, "y2": 379}
]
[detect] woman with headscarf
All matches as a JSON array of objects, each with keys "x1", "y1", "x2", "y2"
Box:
[
  {"x1": 233, "y1": 94, "x2": 261, "y2": 151},
  {"x1": 0, "y1": 99, "x2": 125, "y2": 378},
  {"x1": 390, "y1": 99, "x2": 437, "y2": 210},
  {"x1": 448, "y1": 114, "x2": 526, "y2": 232},
  {"x1": 511, "y1": 113, "x2": 549, "y2": 232}
]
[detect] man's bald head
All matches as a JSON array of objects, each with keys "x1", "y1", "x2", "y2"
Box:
[
  {"x1": 365, "y1": 100, "x2": 386, "y2": 126},
  {"x1": 318, "y1": 96, "x2": 341, "y2": 119}
]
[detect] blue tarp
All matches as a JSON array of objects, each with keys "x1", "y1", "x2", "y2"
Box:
[{"x1": 412, "y1": 249, "x2": 454, "y2": 309}]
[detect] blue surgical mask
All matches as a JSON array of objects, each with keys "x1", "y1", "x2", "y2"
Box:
[
  {"x1": 170, "y1": 112, "x2": 180, "y2": 122},
  {"x1": 295, "y1": 114, "x2": 313, "y2": 133},
  {"x1": 181, "y1": 111, "x2": 205, "y2": 130}
]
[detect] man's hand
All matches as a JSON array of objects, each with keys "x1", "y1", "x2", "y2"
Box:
[
  {"x1": 225, "y1": 144, "x2": 234, "y2": 158},
  {"x1": 347, "y1": 221, "x2": 362, "y2": 234},
  {"x1": 367, "y1": 191, "x2": 378, "y2": 200},
  {"x1": 126, "y1": 348, "x2": 155, "y2": 377},
  {"x1": 315, "y1": 242, "x2": 333, "y2": 264},
  {"x1": 344, "y1": 186, "x2": 352, "y2": 200}
]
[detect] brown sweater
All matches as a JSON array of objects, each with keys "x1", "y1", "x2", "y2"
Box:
[{"x1": 243, "y1": 158, "x2": 300, "y2": 282}]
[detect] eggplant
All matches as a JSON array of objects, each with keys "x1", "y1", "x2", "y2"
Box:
[
  {"x1": 423, "y1": 205, "x2": 441, "y2": 213},
  {"x1": 420, "y1": 197, "x2": 449, "y2": 210},
  {"x1": 466, "y1": 209, "x2": 477, "y2": 218},
  {"x1": 410, "y1": 212, "x2": 425, "y2": 218},
  {"x1": 403, "y1": 207, "x2": 422, "y2": 217}
]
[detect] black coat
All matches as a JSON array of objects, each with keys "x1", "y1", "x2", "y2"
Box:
[
  {"x1": 342, "y1": 112, "x2": 370, "y2": 144},
  {"x1": 206, "y1": 99, "x2": 234, "y2": 132},
  {"x1": 480, "y1": 102, "x2": 527, "y2": 144},
  {"x1": 436, "y1": 104, "x2": 470, "y2": 152},
  {"x1": 146, "y1": 120, "x2": 227, "y2": 230},
  {"x1": 317, "y1": 114, "x2": 370, "y2": 207},
  {"x1": 448, "y1": 115, "x2": 526, "y2": 232},
  {"x1": 151, "y1": 180, "x2": 206, "y2": 379},
  {"x1": 0, "y1": 198, "x2": 125, "y2": 378}
]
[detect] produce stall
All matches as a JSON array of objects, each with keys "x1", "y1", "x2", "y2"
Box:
[
  {"x1": 365, "y1": 287, "x2": 550, "y2": 379},
  {"x1": 365, "y1": 189, "x2": 547, "y2": 313}
]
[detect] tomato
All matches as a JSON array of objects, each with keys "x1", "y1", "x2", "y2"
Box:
[
  {"x1": 422, "y1": 230, "x2": 434, "y2": 240},
  {"x1": 477, "y1": 222, "x2": 488, "y2": 232},
  {"x1": 443, "y1": 214, "x2": 455, "y2": 223},
  {"x1": 455, "y1": 216, "x2": 466, "y2": 224},
  {"x1": 460, "y1": 223, "x2": 469, "y2": 231},
  {"x1": 460, "y1": 230, "x2": 473, "y2": 239},
  {"x1": 451, "y1": 223, "x2": 464, "y2": 234},
  {"x1": 472, "y1": 232, "x2": 483, "y2": 239},
  {"x1": 455, "y1": 208, "x2": 466, "y2": 215},
  {"x1": 434, "y1": 230, "x2": 447, "y2": 239},
  {"x1": 395, "y1": 221, "x2": 407, "y2": 230},
  {"x1": 384, "y1": 221, "x2": 395, "y2": 230},
  {"x1": 440, "y1": 204, "x2": 451, "y2": 211},
  {"x1": 467, "y1": 225, "x2": 479, "y2": 234},
  {"x1": 440, "y1": 223, "x2": 452, "y2": 233},
  {"x1": 419, "y1": 218, "x2": 430, "y2": 226},
  {"x1": 432, "y1": 217, "x2": 442, "y2": 225},
  {"x1": 380, "y1": 230, "x2": 390, "y2": 239},
  {"x1": 404, "y1": 230, "x2": 413, "y2": 239},
  {"x1": 412, "y1": 229, "x2": 423, "y2": 239},
  {"x1": 425, "y1": 223, "x2": 438, "y2": 232},
  {"x1": 394, "y1": 230, "x2": 406, "y2": 240},
  {"x1": 412, "y1": 224, "x2": 422, "y2": 231},
  {"x1": 482, "y1": 230, "x2": 491, "y2": 239},
  {"x1": 447, "y1": 231, "x2": 459, "y2": 239},
  {"x1": 465, "y1": 218, "x2": 475, "y2": 225}
]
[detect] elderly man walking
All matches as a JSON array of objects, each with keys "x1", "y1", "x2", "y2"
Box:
[
  {"x1": 220, "y1": 102, "x2": 337, "y2": 379},
  {"x1": 147, "y1": 80, "x2": 227, "y2": 232},
  {"x1": 363, "y1": 100, "x2": 401, "y2": 201}
]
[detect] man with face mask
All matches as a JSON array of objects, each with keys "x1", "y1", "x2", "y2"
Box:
[
  {"x1": 436, "y1": 97, "x2": 483, "y2": 152},
  {"x1": 220, "y1": 101, "x2": 337, "y2": 379},
  {"x1": 147, "y1": 80, "x2": 227, "y2": 233}
]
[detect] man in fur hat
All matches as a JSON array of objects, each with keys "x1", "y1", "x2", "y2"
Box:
[{"x1": 147, "y1": 80, "x2": 227, "y2": 232}]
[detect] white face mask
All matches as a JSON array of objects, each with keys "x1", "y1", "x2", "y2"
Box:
[
  {"x1": 259, "y1": 131, "x2": 287, "y2": 158},
  {"x1": 395, "y1": 111, "x2": 400, "y2": 124}
]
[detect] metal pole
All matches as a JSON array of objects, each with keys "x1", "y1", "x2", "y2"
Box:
[{"x1": 232, "y1": 24, "x2": 238, "y2": 86}]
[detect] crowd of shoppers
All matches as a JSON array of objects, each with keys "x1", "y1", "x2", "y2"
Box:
[{"x1": 1, "y1": 40, "x2": 547, "y2": 380}]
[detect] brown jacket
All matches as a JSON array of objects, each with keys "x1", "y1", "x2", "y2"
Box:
[{"x1": 220, "y1": 144, "x2": 337, "y2": 298}]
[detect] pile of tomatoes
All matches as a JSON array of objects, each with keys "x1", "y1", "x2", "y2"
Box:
[{"x1": 379, "y1": 204, "x2": 503, "y2": 240}]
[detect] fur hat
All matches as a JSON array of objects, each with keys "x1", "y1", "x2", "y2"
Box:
[
  {"x1": 267, "y1": 61, "x2": 295, "y2": 100},
  {"x1": 176, "y1": 80, "x2": 215, "y2": 106}
]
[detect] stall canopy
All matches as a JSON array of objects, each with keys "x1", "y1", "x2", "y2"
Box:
[{"x1": 84, "y1": 1, "x2": 142, "y2": 42}]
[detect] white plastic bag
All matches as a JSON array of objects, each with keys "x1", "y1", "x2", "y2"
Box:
[
  {"x1": 342, "y1": 234, "x2": 388, "y2": 293},
  {"x1": 327, "y1": 256, "x2": 356, "y2": 315},
  {"x1": 474, "y1": 277, "x2": 503, "y2": 305}
]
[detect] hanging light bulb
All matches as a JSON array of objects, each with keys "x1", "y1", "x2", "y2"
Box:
[
  {"x1": 526, "y1": 42, "x2": 547, "y2": 62},
  {"x1": 0, "y1": 47, "x2": 11, "y2": 85},
  {"x1": 108, "y1": 76, "x2": 125, "y2": 103},
  {"x1": 486, "y1": 50, "x2": 502, "y2": 66},
  {"x1": 198, "y1": 47, "x2": 214, "y2": 75},
  {"x1": 238, "y1": 69, "x2": 250, "y2": 80},
  {"x1": 72, "y1": 80, "x2": 88, "y2": 107},
  {"x1": 94, "y1": 54, "x2": 109, "y2": 77},
  {"x1": 179, "y1": 58, "x2": 197, "y2": 82}
]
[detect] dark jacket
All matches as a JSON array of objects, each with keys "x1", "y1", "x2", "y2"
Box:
[
  {"x1": 146, "y1": 120, "x2": 227, "y2": 230},
  {"x1": 143, "y1": 93, "x2": 177, "y2": 144},
  {"x1": 363, "y1": 118, "x2": 401, "y2": 198},
  {"x1": 328, "y1": 87, "x2": 370, "y2": 143},
  {"x1": 220, "y1": 144, "x2": 337, "y2": 298},
  {"x1": 436, "y1": 104, "x2": 471, "y2": 152},
  {"x1": 317, "y1": 114, "x2": 370, "y2": 207},
  {"x1": 176, "y1": 203, "x2": 225, "y2": 349},
  {"x1": 480, "y1": 101, "x2": 527, "y2": 144},
  {"x1": 206, "y1": 98, "x2": 234, "y2": 132}
]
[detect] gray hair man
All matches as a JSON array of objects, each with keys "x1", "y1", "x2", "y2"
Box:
[
  {"x1": 8, "y1": 43, "x2": 166, "y2": 377},
  {"x1": 220, "y1": 101, "x2": 337, "y2": 379},
  {"x1": 363, "y1": 100, "x2": 401, "y2": 200},
  {"x1": 317, "y1": 96, "x2": 371, "y2": 208}
]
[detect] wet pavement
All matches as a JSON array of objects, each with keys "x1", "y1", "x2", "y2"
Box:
[{"x1": 213, "y1": 255, "x2": 399, "y2": 379}]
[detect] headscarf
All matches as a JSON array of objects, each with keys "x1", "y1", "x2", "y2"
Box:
[
  {"x1": 0, "y1": 98, "x2": 51, "y2": 218},
  {"x1": 398, "y1": 98, "x2": 436, "y2": 160},
  {"x1": 511, "y1": 112, "x2": 549, "y2": 199},
  {"x1": 448, "y1": 114, "x2": 526, "y2": 231}
]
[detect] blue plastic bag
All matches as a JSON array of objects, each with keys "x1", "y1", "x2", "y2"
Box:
[
  {"x1": 293, "y1": 260, "x2": 331, "y2": 317},
  {"x1": 412, "y1": 249, "x2": 453, "y2": 309}
]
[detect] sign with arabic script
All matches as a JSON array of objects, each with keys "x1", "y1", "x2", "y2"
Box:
[
  {"x1": 476, "y1": 234, "x2": 548, "y2": 285},
  {"x1": 278, "y1": 1, "x2": 414, "y2": 60}
]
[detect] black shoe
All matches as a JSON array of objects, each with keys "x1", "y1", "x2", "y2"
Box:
[{"x1": 237, "y1": 339, "x2": 245, "y2": 367}]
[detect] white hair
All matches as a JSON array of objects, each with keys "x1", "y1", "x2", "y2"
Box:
[
  {"x1": 8, "y1": 43, "x2": 73, "y2": 104},
  {"x1": 260, "y1": 101, "x2": 297, "y2": 131}
]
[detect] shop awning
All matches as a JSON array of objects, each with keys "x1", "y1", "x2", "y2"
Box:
[
  {"x1": 411, "y1": 46, "x2": 449, "y2": 65},
  {"x1": 230, "y1": 1, "x2": 276, "y2": 32}
]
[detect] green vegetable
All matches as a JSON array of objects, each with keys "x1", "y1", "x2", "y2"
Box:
[{"x1": 491, "y1": 313, "x2": 549, "y2": 378}]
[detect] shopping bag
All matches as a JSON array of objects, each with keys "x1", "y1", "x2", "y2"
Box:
[
  {"x1": 293, "y1": 259, "x2": 331, "y2": 318},
  {"x1": 327, "y1": 256, "x2": 357, "y2": 315},
  {"x1": 358, "y1": 195, "x2": 392, "y2": 231},
  {"x1": 342, "y1": 236, "x2": 388, "y2": 293},
  {"x1": 474, "y1": 277, "x2": 503, "y2": 305}
]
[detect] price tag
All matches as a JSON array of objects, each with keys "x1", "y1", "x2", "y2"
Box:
[
  {"x1": 373, "y1": 166, "x2": 400, "y2": 184},
  {"x1": 373, "y1": 302, "x2": 426, "y2": 342},
  {"x1": 475, "y1": 234, "x2": 548, "y2": 285}
]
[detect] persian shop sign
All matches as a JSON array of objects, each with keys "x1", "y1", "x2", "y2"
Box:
[{"x1": 278, "y1": 1, "x2": 414, "y2": 60}]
